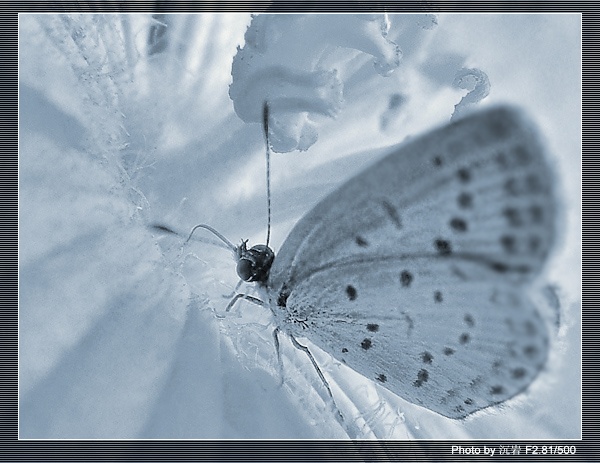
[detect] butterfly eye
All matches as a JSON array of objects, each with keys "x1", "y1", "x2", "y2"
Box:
[
  {"x1": 235, "y1": 244, "x2": 275, "y2": 284},
  {"x1": 236, "y1": 258, "x2": 255, "y2": 282}
]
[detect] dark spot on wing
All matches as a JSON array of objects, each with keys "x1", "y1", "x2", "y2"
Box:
[
  {"x1": 400, "y1": 270, "x2": 413, "y2": 287},
  {"x1": 529, "y1": 205, "x2": 544, "y2": 224},
  {"x1": 490, "y1": 385, "x2": 505, "y2": 395},
  {"x1": 355, "y1": 235, "x2": 369, "y2": 247},
  {"x1": 516, "y1": 264, "x2": 531, "y2": 274},
  {"x1": 457, "y1": 168, "x2": 471, "y2": 183},
  {"x1": 458, "y1": 192, "x2": 473, "y2": 209},
  {"x1": 524, "y1": 320, "x2": 537, "y2": 335},
  {"x1": 433, "y1": 156, "x2": 443, "y2": 167},
  {"x1": 523, "y1": 345, "x2": 539, "y2": 358},
  {"x1": 361, "y1": 338, "x2": 372, "y2": 350},
  {"x1": 504, "y1": 178, "x2": 518, "y2": 196},
  {"x1": 513, "y1": 145, "x2": 532, "y2": 165},
  {"x1": 529, "y1": 235, "x2": 541, "y2": 253},
  {"x1": 496, "y1": 151, "x2": 508, "y2": 168},
  {"x1": 380, "y1": 199, "x2": 402, "y2": 229},
  {"x1": 413, "y1": 369, "x2": 429, "y2": 387},
  {"x1": 491, "y1": 262, "x2": 508, "y2": 273},
  {"x1": 449, "y1": 217, "x2": 467, "y2": 232},
  {"x1": 443, "y1": 347, "x2": 455, "y2": 356},
  {"x1": 464, "y1": 314, "x2": 475, "y2": 328},
  {"x1": 503, "y1": 207, "x2": 522, "y2": 227},
  {"x1": 459, "y1": 333, "x2": 470, "y2": 344},
  {"x1": 464, "y1": 398, "x2": 473, "y2": 405},
  {"x1": 346, "y1": 285, "x2": 357, "y2": 301},
  {"x1": 376, "y1": 373, "x2": 387, "y2": 383},
  {"x1": 526, "y1": 174, "x2": 543, "y2": 193},
  {"x1": 511, "y1": 367, "x2": 527, "y2": 379},
  {"x1": 505, "y1": 174, "x2": 544, "y2": 196},
  {"x1": 435, "y1": 239, "x2": 452, "y2": 255},
  {"x1": 366, "y1": 323, "x2": 379, "y2": 332},
  {"x1": 454, "y1": 405, "x2": 465, "y2": 415},
  {"x1": 421, "y1": 351, "x2": 433, "y2": 364},
  {"x1": 434, "y1": 291, "x2": 443, "y2": 303},
  {"x1": 500, "y1": 235, "x2": 517, "y2": 254}
]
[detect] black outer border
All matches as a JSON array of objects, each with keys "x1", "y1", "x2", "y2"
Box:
[{"x1": 5, "y1": 1, "x2": 592, "y2": 462}]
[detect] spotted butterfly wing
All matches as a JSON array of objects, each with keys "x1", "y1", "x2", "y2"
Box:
[{"x1": 267, "y1": 106, "x2": 556, "y2": 419}]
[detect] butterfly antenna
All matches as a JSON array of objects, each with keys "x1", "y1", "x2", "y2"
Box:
[
  {"x1": 185, "y1": 224, "x2": 237, "y2": 252},
  {"x1": 262, "y1": 101, "x2": 272, "y2": 248}
]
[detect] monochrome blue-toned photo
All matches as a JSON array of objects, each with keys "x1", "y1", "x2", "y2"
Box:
[{"x1": 19, "y1": 13, "x2": 581, "y2": 439}]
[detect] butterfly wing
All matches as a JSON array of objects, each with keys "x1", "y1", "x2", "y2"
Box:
[
  {"x1": 268, "y1": 105, "x2": 556, "y2": 294},
  {"x1": 281, "y1": 259, "x2": 549, "y2": 419},
  {"x1": 267, "y1": 106, "x2": 557, "y2": 418}
]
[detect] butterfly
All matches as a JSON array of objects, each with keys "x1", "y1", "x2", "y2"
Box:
[{"x1": 159, "y1": 103, "x2": 556, "y2": 420}]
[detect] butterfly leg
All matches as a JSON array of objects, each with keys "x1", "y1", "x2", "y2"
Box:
[
  {"x1": 222, "y1": 279, "x2": 243, "y2": 299},
  {"x1": 289, "y1": 334, "x2": 345, "y2": 424},
  {"x1": 272, "y1": 327, "x2": 285, "y2": 387},
  {"x1": 225, "y1": 292, "x2": 265, "y2": 312}
]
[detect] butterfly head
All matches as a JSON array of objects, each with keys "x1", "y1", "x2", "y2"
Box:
[{"x1": 235, "y1": 240, "x2": 275, "y2": 285}]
